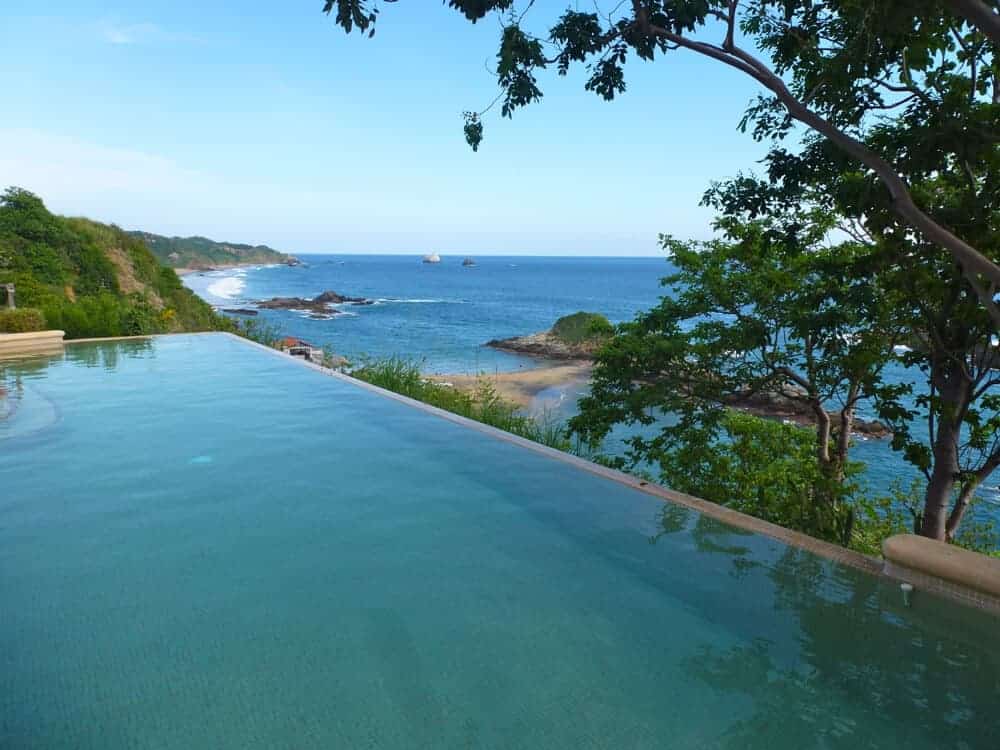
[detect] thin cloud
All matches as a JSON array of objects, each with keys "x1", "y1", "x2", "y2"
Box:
[{"x1": 97, "y1": 21, "x2": 204, "y2": 46}]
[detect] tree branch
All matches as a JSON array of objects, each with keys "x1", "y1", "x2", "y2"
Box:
[
  {"x1": 947, "y1": 0, "x2": 1000, "y2": 47},
  {"x1": 631, "y1": 15, "x2": 1000, "y2": 330}
]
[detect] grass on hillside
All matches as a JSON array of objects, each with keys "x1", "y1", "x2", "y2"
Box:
[{"x1": 0, "y1": 188, "x2": 226, "y2": 339}]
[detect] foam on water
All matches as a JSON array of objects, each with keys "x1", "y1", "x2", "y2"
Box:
[
  {"x1": 374, "y1": 297, "x2": 463, "y2": 304},
  {"x1": 206, "y1": 274, "x2": 246, "y2": 300}
]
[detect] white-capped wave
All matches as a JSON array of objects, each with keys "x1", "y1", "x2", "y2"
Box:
[
  {"x1": 206, "y1": 275, "x2": 246, "y2": 300},
  {"x1": 374, "y1": 297, "x2": 462, "y2": 304}
]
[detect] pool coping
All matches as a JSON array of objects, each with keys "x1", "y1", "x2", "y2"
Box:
[{"x1": 55, "y1": 331, "x2": 1000, "y2": 617}]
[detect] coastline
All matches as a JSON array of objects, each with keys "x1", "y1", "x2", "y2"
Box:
[
  {"x1": 174, "y1": 261, "x2": 286, "y2": 277},
  {"x1": 428, "y1": 361, "x2": 592, "y2": 409}
]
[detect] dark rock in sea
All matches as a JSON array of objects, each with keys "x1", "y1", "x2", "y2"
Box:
[
  {"x1": 312, "y1": 290, "x2": 372, "y2": 305},
  {"x1": 853, "y1": 418, "x2": 893, "y2": 439},
  {"x1": 222, "y1": 308, "x2": 258, "y2": 316},
  {"x1": 724, "y1": 387, "x2": 892, "y2": 438},
  {"x1": 257, "y1": 290, "x2": 372, "y2": 313}
]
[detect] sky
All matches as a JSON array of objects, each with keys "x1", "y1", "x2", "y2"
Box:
[{"x1": 0, "y1": 1, "x2": 770, "y2": 256}]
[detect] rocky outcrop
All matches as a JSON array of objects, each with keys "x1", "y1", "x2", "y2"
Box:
[
  {"x1": 853, "y1": 419, "x2": 893, "y2": 439},
  {"x1": 486, "y1": 331, "x2": 600, "y2": 360},
  {"x1": 488, "y1": 311, "x2": 613, "y2": 360},
  {"x1": 257, "y1": 290, "x2": 373, "y2": 314},
  {"x1": 723, "y1": 386, "x2": 891, "y2": 438}
]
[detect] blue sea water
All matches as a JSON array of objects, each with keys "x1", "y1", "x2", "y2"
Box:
[
  {"x1": 183, "y1": 255, "x2": 1000, "y2": 517},
  {"x1": 184, "y1": 254, "x2": 667, "y2": 373}
]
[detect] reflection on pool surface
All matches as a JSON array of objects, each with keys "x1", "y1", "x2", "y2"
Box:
[{"x1": 1, "y1": 334, "x2": 998, "y2": 749}]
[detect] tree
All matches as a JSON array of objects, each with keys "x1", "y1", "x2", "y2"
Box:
[
  {"x1": 728, "y1": 27, "x2": 1000, "y2": 539},
  {"x1": 323, "y1": 1, "x2": 1000, "y2": 327},
  {"x1": 569, "y1": 206, "x2": 902, "y2": 547},
  {"x1": 702, "y1": 139, "x2": 1000, "y2": 544}
]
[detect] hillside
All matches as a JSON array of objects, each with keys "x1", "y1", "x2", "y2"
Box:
[
  {"x1": 0, "y1": 188, "x2": 226, "y2": 339},
  {"x1": 131, "y1": 231, "x2": 296, "y2": 270}
]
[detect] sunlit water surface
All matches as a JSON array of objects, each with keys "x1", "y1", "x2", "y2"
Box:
[{"x1": 1, "y1": 335, "x2": 998, "y2": 749}]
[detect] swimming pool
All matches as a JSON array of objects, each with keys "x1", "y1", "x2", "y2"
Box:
[{"x1": 1, "y1": 333, "x2": 998, "y2": 749}]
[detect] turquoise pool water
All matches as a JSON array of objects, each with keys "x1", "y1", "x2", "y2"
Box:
[{"x1": 1, "y1": 334, "x2": 998, "y2": 749}]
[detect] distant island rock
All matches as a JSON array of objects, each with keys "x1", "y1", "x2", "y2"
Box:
[
  {"x1": 131, "y1": 230, "x2": 299, "y2": 270},
  {"x1": 487, "y1": 311, "x2": 614, "y2": 360},
  {"x1": 257, "y1": 290, "x2": 374, "y2": 316}
]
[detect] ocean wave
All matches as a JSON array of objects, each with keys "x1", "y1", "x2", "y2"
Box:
[
  {"x1": 374, "y1": 297, "x2": 463, "y2": 305},
  {"x1": 206, "y1": 275, "x2": 246, "y2": 300}
]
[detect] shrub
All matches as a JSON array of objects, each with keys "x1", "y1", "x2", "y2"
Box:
[
  {"x1": 0, "y1": 307, "x2": 46, "y2": 333},
  {"x1": 551, "y1": 311, "x2": 614, "y2": 344}
]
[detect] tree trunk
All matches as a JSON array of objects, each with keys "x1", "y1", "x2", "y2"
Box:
[
  {"x1": 922, "y1": 424, "x2": 961, "y2": 540},
  {"x1": 921, "y1": 374, "x2": 969, "y2": 540}
]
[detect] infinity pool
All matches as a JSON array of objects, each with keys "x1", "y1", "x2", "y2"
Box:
[{"x1": 1, "y1": 334, "x2": 998, "y2": 749}]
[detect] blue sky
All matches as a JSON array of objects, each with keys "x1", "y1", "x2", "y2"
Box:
[{"x1": 1, "y1": 1, "x2": 769, "y2": 255}]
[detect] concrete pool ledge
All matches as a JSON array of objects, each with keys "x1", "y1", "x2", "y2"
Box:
[
  {"x1": 59, "y1": 332, "x2": 1000, "y2": 617},
  {"x1": 884, "y1": 534, "x2": 1000, "y2": 604},
  {"x1": 0, "y1": 330, "x2": 65, "y2": 359}
]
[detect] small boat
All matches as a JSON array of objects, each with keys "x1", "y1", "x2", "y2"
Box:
[
  {"x1": 422, "y1": 253, "x2": 441, "y2": 264},
  {"x1": 462, "y1": 257, "x2": 476, "y2": 267}
]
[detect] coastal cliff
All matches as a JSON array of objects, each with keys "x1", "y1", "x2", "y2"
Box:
[
  {"x1": 0, "y1": 188, "x2": 223, "y2": 338},
  {"x1": 131, "y1": 231, "x2": 298, "y2": 270}
]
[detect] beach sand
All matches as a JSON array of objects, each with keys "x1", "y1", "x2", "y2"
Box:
[
  {"x1": 174, "y1": 262, "x2": 282, "y2": 277},
  {"x1": 429, "y1": 361, "x2": 592, "y2": 409}
]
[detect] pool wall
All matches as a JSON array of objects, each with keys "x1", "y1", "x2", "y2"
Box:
[{"x1": 60, "y1": 331, "x2": 1000, "y2": 616}]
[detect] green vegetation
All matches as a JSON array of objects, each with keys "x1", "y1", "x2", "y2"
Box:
[
  {"x1": 132, "y1": 231, "x2": 292, "y2": 269},
  {"x1": 551, "y1": 311, "x2": 613, "y2": 345},
  {"x1": 0, "y1": 308, "x2": 46, "y2": 333},
  {"x1": 0, "y1": 187, "x2": 228, "y2": 339},
  {"x1": 352, "y1": 357, "x2": 571, "y2": 452}
]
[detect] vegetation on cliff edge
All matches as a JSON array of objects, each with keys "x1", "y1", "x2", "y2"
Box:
[
  {"x1": 0, "y1": 187, "x2": 227, "y2": 339},
  {"x1": 132, "y1": 231, "x2": 292, "y2": 269}
]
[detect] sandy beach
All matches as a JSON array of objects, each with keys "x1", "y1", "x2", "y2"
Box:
[
  {"x1": 429, "y1": 361, "x2": 592, "y2": 409},
  {"x1": 174, "y1": 262, "x2": 272, "y2": 277}
]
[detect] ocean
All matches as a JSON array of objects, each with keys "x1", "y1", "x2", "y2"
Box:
[
  {"x1": 183, "y1": 254, "x2": 667, "y2": 373},
  {"x1": 183, "y1": 254, "x2": 999, "y2": 519}
]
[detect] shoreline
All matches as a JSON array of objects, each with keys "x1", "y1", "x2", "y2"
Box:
[
  {"x1": 174, "y1": 262, "x2": 287, "y2": 277},
  {"x1": 428, "y1": 361, "x2": 592, "y2": 409}
]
